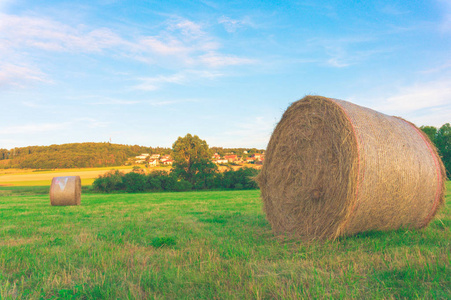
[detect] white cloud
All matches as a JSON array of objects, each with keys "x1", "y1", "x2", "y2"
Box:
[
  {"x1": 89, "y1": 97, "x2": 142, "y2": 105},
  {"x1": 0, "y1": 13, "x2": 128, "y2": 53},
  {"x1": 169, "y1": 19, "x2": 206, "y2": 39},
  {"x1": 375, "y1": 79, "x2": 451, "y2": 113},
  {"x1": 327, "y1": 57, "x2": 350, "y2": 68},
  {"x1": 419, "y1": 61, "x2": 451, "y2": 74},
  {"x1": 367, "y1": 78, "x2": 451, "y2": 127},
  {"x1": 0, "y1": 12, "x2": 254, "y2": 87},
  {"x1": 0, "y1": 63, "x2": 51, "y2": 88},
  {"x1": 408, "y1": 107, "x2": 451, "y2": 127},
  {"x1": 147, "y1": 99, "x2": 200, "y2": 106},
  {"x1": 200, "y1": 52, "x2": 256, "y2": 67},
  {"x1": 134, "y1": 70, "x2": 223, "y2": 91},
  {"x1": 139, "y1": 36, "x2": 190, "y2": 56},
  {"x1": 218, "y1": 16, "x2": 249, "y2": 33},
  {"x1": 307, "y1": 36, "x2": 392, "y2": 68}
]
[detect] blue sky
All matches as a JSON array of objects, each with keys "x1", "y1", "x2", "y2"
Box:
[{"x1": 0, "y1": 0, "x2": 450, "y2": 149}]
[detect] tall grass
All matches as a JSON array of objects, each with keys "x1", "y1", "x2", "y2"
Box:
[{"x1": 0, "y1": 183, "x2": 449, "y2": 299}]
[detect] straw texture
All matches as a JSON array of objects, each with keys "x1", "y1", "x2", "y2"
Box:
[
  {"x1": 257, "y1": 96, "x2": 446, "y2": 240},
  {"x1": 50, "y1": 176, "x2": 81, "y2": 206}
]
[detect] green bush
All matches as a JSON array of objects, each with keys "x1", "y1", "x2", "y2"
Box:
[
  {"x1": 221, "y1": 167, "x2": 259, "y2": 189},
  {"x1": 123, "y1": 171, "x2": 147, "y2": 193},
  {"x1": 93, "y1": 170, "x2": 125, "y2": 192},
  {"x1": 92, "y1": 167, "x2": 259, "y2": 193}
]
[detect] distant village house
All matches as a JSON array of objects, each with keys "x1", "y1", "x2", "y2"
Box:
[{"x1": 224, "y1": 154, "x2": 238, "y2": 162}]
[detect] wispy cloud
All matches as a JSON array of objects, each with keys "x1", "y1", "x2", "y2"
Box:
[
  {"x1": 367, "y1": 78, "x2": 451, "y2": 127},
  {"x1": 147, "y1": 99, "x2": 200, "y2": 106},
  {"x1": 438, "y1": 0, "x2": 451, "y2": 33},
  {"x1": 306, "y1": 36, "x2": 389, "y2": 68},
  {"x1": 419, "y1": 61, "x2": 451, "y2": 74},
  {"x1": 0, "y1": 13, "x2": 128, "y2": 53},
  {"x1": 0, "y1": 12, "x2": 249, "y2": 64},
  {"x1": 0, "y1": 63, "x2": 51, "y2": 88},
  {"x1": 90, "y1": 97, "x2": 142, "y2": 105},
  {"x1": 168, "y1": 19, "x2": 206, "y2": 40},
  {"x1": 79, "y1": 95, "x2": 199, "y2": 106},
  {"x1": 139, "y1": 36, "x2": 190, "y2": 56},
  {"x1": 200, "y1": 52, "x2": 256, "y2": 67},
  {"x1": 375, "y1": 78, "x2": 451, "y2": 113},
  {"x1": 134, "y1": 70, "x2": 223, "y2": 91},
  {"x1": 218, "y1": 16, "x2": 254, "y2": 33},
  {"x1": 0, "y1": 12, "x2": 255, "y2": 89}
]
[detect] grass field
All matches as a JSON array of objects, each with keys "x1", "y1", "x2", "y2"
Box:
[{"x1": 0, "y1": 184, "x2": 449, "y2": 299}]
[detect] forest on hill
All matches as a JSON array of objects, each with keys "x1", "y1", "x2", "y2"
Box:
[{"x1": 0, "y1": 143, "x2": 171, "y2": 169}]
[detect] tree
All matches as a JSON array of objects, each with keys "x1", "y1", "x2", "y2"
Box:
[
  {"x1": 436, "y1": 123, "x2": 451, "y2": 177},
  {"x1": 420, "y1": 125, "x2": 438, "y2": 144},
  {"x1": 171, "y1": 134, "x2": 217, "y2": 188}
]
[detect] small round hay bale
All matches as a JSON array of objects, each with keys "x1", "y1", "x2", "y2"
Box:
[
  {"x1": 257, "y1": 95, "x2": 446, "y2": 240},
  {"x1": 50, "y1": 176, "x2": 81, "y2": 206}
]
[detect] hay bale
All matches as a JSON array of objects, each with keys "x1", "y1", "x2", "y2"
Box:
[
  {"x1": 50, "y1": 176, "x2": 81, "y2": 206},
  {"x1": 257, "y1": 95, "x2": 446, "y2": 240}
]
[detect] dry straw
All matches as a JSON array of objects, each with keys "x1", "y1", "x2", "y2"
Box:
[
  {"x1": 50, "y1": 176, "x2": 81, "y2": 206},
  {"x1": 257, "y1": 96, "x2": 446, "y2": 240}
]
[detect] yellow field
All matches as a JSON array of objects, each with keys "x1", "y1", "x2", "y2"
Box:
[
  {"x1": 0, "y1": 166, "x2": 171, "y2": 186},
  {"x1": 0, "y1": 164, "x2": 261, "y2": 187}
]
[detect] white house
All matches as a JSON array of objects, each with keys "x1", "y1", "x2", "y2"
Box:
[
  {"x1": 149, "y1": 159, "x2": 159, "y2": 167},
  {"x1": 135, "y1": 153, "x2": 150, "y2": 160},
  {"x1": 214, "y1": 159, "x2": 229, "y2": 164}
]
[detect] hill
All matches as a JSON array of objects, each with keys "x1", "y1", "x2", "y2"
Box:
[{"x1": 0, "y1": 143, "x2": 170, "y2": 169}]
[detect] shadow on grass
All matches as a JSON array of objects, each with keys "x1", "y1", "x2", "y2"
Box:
[{"x1": 335, "y1": 223, "x2": 449, "y2": 253}]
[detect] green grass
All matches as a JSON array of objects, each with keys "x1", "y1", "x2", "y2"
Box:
[{"x1": 0, "y1": 184, "x2": 450, "y2": 299}]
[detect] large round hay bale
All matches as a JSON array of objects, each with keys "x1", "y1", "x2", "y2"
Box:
[
  {"x1": 257, "y1": 95, "x2": 446, "y2": 240},
  {"x1": 50, "y1": 176, "x2": 81, "y2": 206}
]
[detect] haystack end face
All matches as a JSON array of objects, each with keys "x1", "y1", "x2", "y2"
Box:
[
  {"x1": 50, "y1": 176, "x2": 82, "y2": 206},
  {"x1": 257, "y1": 95, "x2": 446, "y2": 240}
]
